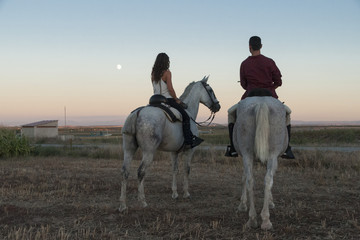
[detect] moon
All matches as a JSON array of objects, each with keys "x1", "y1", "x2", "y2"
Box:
[{"x1": 116, "y1": 64, "x2": 122, "y2": 70}]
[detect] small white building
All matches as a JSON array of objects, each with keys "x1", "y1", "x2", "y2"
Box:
[{"x1": 21, "y1": 120, "x2": 58, "y2": 139}]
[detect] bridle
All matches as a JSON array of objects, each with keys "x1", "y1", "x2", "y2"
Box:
[{"x1": 190, "y1": 81, "x2": 220, "y2": 127}]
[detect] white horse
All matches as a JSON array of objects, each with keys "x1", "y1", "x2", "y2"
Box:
[
  {"x1": 119, "y1": 76, "x2": 220, "y2": 212},
  {"x1": 233, "y1": 96, "x2": 288, "y2": 230}
]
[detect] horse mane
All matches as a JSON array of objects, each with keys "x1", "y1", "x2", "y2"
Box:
[{"x1": 179, "y1": 81, "x2": 196, "y2": 101}]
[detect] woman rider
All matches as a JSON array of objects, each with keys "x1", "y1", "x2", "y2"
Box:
[{"x1": 151, "y1": 53, "x2": 203, "y2": 148}]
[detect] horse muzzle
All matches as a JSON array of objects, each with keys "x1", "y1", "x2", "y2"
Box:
[{"x1": 211, "y1": 102, "x2": 221, "y2": 113}]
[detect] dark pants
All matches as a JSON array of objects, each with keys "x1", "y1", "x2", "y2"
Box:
[{"x1": 167, "y1": 98, "x2": 192, "y2": 144}]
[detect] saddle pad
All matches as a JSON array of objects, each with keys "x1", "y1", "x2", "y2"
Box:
[
  {"x1": 153, "y1": 104, "x2": 182, "y2": 122},
  {"x1": 166, "y1": 106, "x2": 183, "y2": 122}
]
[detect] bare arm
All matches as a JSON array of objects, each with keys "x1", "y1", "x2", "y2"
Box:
[{"x1": 163, "y1": 70, "x2": 181, "y2": 104}]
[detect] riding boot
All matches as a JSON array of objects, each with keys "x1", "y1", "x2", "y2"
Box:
[
  {"x1": 225, "y1": 123, "x2": 238, "y2": 157},
  {"x1": 191, "y1": 135, "x2": 204, "y2": 148},
  {"x1": 183, "y1": 122, "x2": 193, "y2": 146},
  {"x1": 183, "y1": 122, "x2": 204, "y2": 148},
  {"x1": 281, "y1": 124, "x2": 295, "y2": 159}
]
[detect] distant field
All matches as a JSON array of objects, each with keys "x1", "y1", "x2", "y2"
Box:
[
  {"x1": 1, "y1": 125, "x2": 359, "y2": 159},
  {"x1": 55, "y1": 125, "x2": 360, "y2": 146},
  {"x1": 291, "y1": 125, "x2": 360, "y2": 146}
]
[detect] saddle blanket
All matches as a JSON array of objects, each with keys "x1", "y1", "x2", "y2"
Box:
[
  {"x1": 130, "y1": 104, "x2": 183, "y2": 122},
  {"x1": 150, "y1": 103, "x2": 183, "y2": 122}
]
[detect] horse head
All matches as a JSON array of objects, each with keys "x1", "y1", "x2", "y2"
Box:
[
  {"x1": 179, "y1": 76, "x2": 221, "y2": 125},
  {"x1": 200, "y1": 76, "x2": 221, "y2": 113}
]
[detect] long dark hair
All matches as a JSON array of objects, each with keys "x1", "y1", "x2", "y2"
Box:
[{"x1": 151, "y1": 53, "x2": 170, "y2": 83}]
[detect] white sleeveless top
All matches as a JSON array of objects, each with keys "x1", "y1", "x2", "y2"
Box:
[{"x1": 152, "y1": 79, "x2": 172, "y2": 98}]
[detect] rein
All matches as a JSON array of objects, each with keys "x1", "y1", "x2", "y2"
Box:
[
  {"x1": 190, "y1": 111, "x2": 216, "y2": 127},
  {"x1": 189, "y1": 81, "x2": 218, "y2": 127}
]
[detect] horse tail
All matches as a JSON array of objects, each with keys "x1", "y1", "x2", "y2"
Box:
[
  {"x1": 121, "y1": 109, "x2": 141, "y2": 136},
  {"x1": 254, "y1": 102, "x2": 270, "y2": 163}
]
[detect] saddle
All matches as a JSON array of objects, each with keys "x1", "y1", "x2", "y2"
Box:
[
  {"x1": 248, "y1": 88, "x2": 273, "y2": 97},
  {"x1": 149, "y1": 95, "x2": 181, "y2": 122},
  {"x1": 149, "y1": 94, "x2": 168, "y2": 105},
  {"x1": 131, "y1": 95, "x2": 183, "y2": 122}
]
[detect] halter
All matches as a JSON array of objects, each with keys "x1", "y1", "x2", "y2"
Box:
[{"x1": 190, "y1": 81, "x2": 219, "y2": 127}]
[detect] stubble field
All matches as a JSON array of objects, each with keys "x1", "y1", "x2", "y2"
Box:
[{"x1": 1, "y1": 146, "x2": 360, "y2": 239}]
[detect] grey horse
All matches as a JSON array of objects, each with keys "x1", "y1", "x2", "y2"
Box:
[
  {"x1": 233, "y1": 96, "x2": 288, "y2": 230},
  {"x1": 119, "y1": 76, "x2": 220, "y2": 212}
]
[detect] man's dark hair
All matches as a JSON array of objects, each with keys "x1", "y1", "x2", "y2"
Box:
[{"x1": 249, "y1": 36, "x2": 262, "y2": 50}]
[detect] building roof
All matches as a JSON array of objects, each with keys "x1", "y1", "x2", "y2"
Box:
[{"x1": 22, "y1": 120, "x2": 58, "y2": 127}]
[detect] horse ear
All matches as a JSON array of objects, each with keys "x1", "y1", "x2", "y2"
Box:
[{"x1": 201, "y1": 75, "x2": 209, "y2": 83}]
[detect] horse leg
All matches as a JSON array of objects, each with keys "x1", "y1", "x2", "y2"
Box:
[
  {"x1": 244, "y1": 156, "x2": 258, "y2": 228},
  {"x1": 119, "y1": 135, "x2": 138, "y2": 212},
  {"x1": 182, "y1": 150, "x2": 194, "y2": 198},
  {"x1": 170, "y1": 152, "x2": 179, "y2": 199},
  {"x1": 261, "y1": 157, "x2": 277, "y2": 230},
  {"x1": 269, "y1": 190, "x2": 275, "y2": 209},
  {"x1": 238, "y1": 167, "x2": 248, "y2": 212},
  {"x1": 137, "y1": 152, "x2": 154, "y2": 208}
]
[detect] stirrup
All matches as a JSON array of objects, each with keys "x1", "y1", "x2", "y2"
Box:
[{"x1": 225, "y1": 145, "x2": 238, "y2": 157}]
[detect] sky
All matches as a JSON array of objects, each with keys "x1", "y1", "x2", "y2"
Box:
[{"x1": 1, "y1": 0, "x2": 360, "y2": 126}]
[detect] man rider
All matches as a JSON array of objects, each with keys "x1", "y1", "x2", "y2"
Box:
[{"x1": 225, "y1": 36, "x2": 295, "y2": 159}]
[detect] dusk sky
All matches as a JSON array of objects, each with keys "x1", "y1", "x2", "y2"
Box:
[{"x1": 1, "y1": 0, "x2": 360, "y2": 126}]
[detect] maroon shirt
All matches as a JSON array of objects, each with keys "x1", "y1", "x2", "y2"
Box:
[{"x1": 240, "y1": 54, "x2": 282, "y2": 99}]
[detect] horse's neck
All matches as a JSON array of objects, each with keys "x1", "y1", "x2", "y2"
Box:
[{"x1": 183, "y1": 85, "x2": 201, "y2": 120}]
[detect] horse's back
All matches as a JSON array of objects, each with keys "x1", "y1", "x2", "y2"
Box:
[
  {"x1": 234, "y1": 97, "x2": 287, "y2": 158},
  {"x1": 136, "y1": 106, "x2": 183, "y2": 151},
  {"x1": 237, "y1": 96, "x2": 284, "y2": 115}
]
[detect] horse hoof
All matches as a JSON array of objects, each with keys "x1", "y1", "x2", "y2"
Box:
[
  {"x1": 183, "y1": 192, "x2": 191, "y2": 199},
  {"x1": 118, "y1": 205, "x2": 127, "y2": 213},
  {"x1": 140, "y1": 201, "x2": 148, "y2": 208},
  {"x1": 246, "y1": 219, "x2": 258, "y2": 229},
  {"x1": 172, "y1": 192, "x2": 179, "y2": 199},
  {"x1": 261, "y1": 221, "x2": 273, "y2": 230},
  {"x1": 237, "y1": 203, "x2": 248, "y2": 212}
]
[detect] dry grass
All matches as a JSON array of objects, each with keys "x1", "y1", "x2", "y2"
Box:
[{"x1": 0, "y1": 148, "x2": 359, "y2": 239}]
